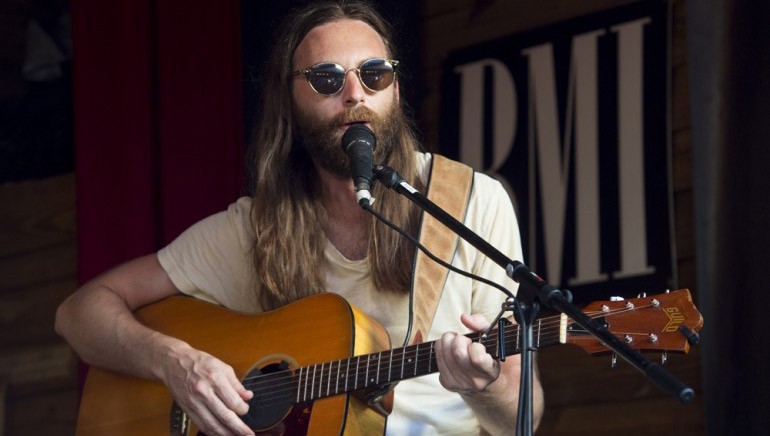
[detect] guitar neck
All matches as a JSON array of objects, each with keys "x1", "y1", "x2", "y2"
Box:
[{"x1": 294, "y1": 317, "x2": 564, "y2": 403}]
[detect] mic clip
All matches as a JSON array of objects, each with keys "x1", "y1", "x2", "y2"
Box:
[{"x1": 356, "y1": 189, "x2": 375, "y2": 207}]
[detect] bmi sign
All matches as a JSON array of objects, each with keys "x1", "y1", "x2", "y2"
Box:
[{"x1": 438, "y1": 1, "x2": 674, "y2": 303}]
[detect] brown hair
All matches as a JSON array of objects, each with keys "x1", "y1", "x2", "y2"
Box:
[{"x1": 248, "y1": 0, "x2": 422, "y2": 310}]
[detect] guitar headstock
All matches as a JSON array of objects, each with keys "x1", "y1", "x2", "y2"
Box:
[{"x1": 566, "y1": 289, "x2": 704, "y2": 356}]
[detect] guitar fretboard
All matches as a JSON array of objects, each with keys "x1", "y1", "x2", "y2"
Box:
[{"x1": 293, "y1": 319, "x2": 563, "y2": 403}]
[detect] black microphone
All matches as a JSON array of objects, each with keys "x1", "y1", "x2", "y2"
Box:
[{"x1": 341, "y1": 124, "x2": 376, "y2": 207}]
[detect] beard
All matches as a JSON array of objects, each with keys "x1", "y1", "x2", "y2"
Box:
[{"x1": 293, "y1": 103, "x2": 402, "y2": 178}]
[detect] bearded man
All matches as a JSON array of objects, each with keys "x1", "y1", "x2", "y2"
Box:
[{"x1": 56, "y1": 1, "x2": 543, "y2": 435}]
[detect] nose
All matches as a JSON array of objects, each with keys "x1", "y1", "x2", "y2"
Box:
[{"x1": 341, "y1": 69, "x2": 365, "y2": 106}]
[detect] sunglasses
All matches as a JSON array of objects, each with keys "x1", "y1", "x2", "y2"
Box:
[{"x1": 292, "y1": 58, "x2": 399, "y2": 95}]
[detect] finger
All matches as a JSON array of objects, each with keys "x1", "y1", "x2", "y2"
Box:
[
  {"x1": 207, "y1": 392, "x2": 255, "y2": 436},
  {"x1": 187, "y1": 368, "x2": 253, "y2": 435},
  {"x1": 448, "y1": 334, "x2": 480, "y2": 388},
  {"x1": 435, "y1": 332, "x2": 462, "y2": 389},
  {"x1": 467, "y1": 341, "x2": 500, "y2": 379},
  {"x1": 460, "y1": 313, "x2": 492, "y2": 332},
  {"x1": 217, "y1": 369, "x2": 252, "y2": 415},
  {"x1": 182, "y1": 397, "x2": 231, "y2": 436},
  {"x1": 448, "y1": 337, "x2": 498, "y2": 392}
]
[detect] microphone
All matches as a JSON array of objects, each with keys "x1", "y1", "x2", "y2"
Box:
[{"x1": 341, "y1": 124, "x2": 376, "y2": 207}]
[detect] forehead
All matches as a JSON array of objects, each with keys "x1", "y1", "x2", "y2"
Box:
[{"x1": 293, "y1": 19, "x2": 389, "y2": 68}]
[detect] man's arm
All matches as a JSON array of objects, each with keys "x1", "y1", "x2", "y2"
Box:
[
  {"x1": 55, "y1": 254, "x2": 255, "y2": 436},
  {"x1": 435, "y1": 313, "x2": 544, "y2": 435}
]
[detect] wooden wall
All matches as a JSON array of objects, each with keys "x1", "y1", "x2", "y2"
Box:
[
  {"x1": 0, "y1": 0, "x2": 701, "y2": 434},
  {"x1": 0, "y1": 174, "x2": 79, "y2": 434},
  {"x1": 418, "y1": 0, "x2": 702, "y2": 434},
  {"x1": 0, "y1": 0, "x2": 79, "y2": 434}
]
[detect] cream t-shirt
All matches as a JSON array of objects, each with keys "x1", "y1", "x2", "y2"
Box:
[{"x1": 158, "y1": 153, "x2": 523, "y2": 435}]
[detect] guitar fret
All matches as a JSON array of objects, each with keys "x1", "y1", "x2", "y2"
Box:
[
  {"x1": 400, "y1": 347, "x2": 405, "y2": 378},
  {"x1": 345, "y1": 358, "x2": 350, "y2": 392},
  {"x1": 376, "y1": 351, "x2": 382, "y2": 385},
  {"x1": 493, "y1": 330, "x2": 499, "y2": 358},
  {"x1": 335, "y1": 359, "x2": 341, "y2": 395},
  {"x1": 327, "y1": 361, "x2": 333, "y2": 397},
  {"x1": 296, "y1": 367, "x2": 303, "y2": 403},
  {"x1": 413, "y1": 344, "x2": 419, "y2": 376},
  {"x1": 309, "y1": 365, "x2": 314, "y2": 400},
  {"x1": 365, "y1": 354, "x2": 371, "y2": 387},
  {"x1": 388, "y1": 349, "x2": 394, "y2": 382},
  {"x1": 428, "y1": 344, "x2": 433, "y2": 373},
  {"x1": 354, "y1": 356, "x2": 361, "y2": 390},
  {"x1": 316, "y1": 363, "x2": 321, "y2": 399},
  {"x1": 516, "y1": 326, "x2": 520, "y2": 352},
  {"x1": 537, "y1": 319, "x2": 542, "y2": 348}
]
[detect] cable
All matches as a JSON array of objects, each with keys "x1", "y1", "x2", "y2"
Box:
[{"x1": 362, "y1": 203, "x2": 515, "y2": 300}]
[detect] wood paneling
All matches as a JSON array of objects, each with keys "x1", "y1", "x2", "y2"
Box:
[{"x1": 0, "y1": 173, "x2": 79, "y2": 435}]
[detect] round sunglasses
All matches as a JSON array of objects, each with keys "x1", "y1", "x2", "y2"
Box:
[{"x1": 292, "y1": 58, "x2": 399, "y2": 95}]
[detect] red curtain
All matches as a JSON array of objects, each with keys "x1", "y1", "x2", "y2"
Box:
[{"x1": 71, "y1": 0, "x2": 245, "y2": 284}]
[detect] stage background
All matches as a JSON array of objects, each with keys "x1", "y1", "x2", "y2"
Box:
[{"x1": 1, "y1": 0, "x2": 768, "y2": 434}]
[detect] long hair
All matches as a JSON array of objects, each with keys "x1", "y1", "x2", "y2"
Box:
[{"x1": 248, "y1": 0, "x2": 422, "y2": 310}]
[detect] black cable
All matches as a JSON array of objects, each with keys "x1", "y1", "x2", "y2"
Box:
[
  {"x1": 362, "y1": 203, "x2": 515, "y2": 299},
  {"x1": 363, "y1": 196, "x2": 530, "y2": 435}
]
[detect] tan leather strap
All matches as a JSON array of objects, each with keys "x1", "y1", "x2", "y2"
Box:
[{"x1": 409, "y1": 155, "x2": 474, "y2": 344}]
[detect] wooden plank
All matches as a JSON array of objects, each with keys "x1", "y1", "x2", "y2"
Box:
[
  {"x1": 0, "y1": 342, "x2": 78, "y2": 392},
  {"x1": 671, "y1": 0, "x2": 687, "y2": 68},
  {"x1": 674, "y1": 190, "x2": 695, "y2": 260},
  {"x1": 0, "y1": 173, "x2": 76, "y2": 258},
  {"x1": 676, "y1": 257, "x2": 697, "y2": 290},
  {"x1": 538, "y1": 343, "x2": 703, "y2": 407},
  {"x1": 5, "y1": 387, "x2": 79, "y2": 435},
  {"x1": 0, "y1": 278, "x2": 78, "y2": 347},
  {"x1": 537, "y1": 392, "x2": 704, "y2": 436},
  {"x1": 672, "y1": 62, "x2": 690, "y2": 133},
  {"x1": 673, "y1": 132, "x2": 693, "y2": 192},
  {"x1": 0, "y1": 241, "x2": 76, "y2": 291}
]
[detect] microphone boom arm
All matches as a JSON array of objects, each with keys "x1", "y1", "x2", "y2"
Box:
[{"x1": 372, "y1": 164, "x2": 695, "y2": 404}]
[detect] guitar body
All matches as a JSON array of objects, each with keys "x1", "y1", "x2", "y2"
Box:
[{"x1": 76, "y1": 293, "x2": 392, "y2": 436}]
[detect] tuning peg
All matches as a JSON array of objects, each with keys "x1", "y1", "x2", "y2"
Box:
[
  {"x1": 678, "y1": 325, "x2": 701, "y2": 345},
  {"x1": 611, "y1": 353, "x2": 618, "y2": 368},
  {"x1": 661, "y1": 352, "x2": 668, "y2": 365}
]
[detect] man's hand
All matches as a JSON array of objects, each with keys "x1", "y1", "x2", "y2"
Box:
[
  {"x1": 434, "y1": 314, "x2": 501, "y2": 394},
  {"x1": 160, "y1": 345, "x2": 255, "y2": 436}
]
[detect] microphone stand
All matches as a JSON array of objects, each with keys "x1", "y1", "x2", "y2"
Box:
[{"x1": 372, "y1": 164, "x2": 694, "y2": 436}]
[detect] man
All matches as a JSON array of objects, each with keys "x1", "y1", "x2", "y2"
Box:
[{"x1": 56, "y1": 1, "x2": 544, "y2": 435}]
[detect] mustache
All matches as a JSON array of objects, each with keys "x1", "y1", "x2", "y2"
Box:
[{"x1": 331, "y1": 106, "x2": 384, "y2": 128}]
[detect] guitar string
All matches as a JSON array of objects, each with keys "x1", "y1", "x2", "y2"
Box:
[
  {"x1": 237, "y1": 304, "x2": 661, "y2": 404},
  {"x1": 239, "y1": 304, "x2": 658, "y2": 403},
  {"x1": 241, "y1": 304, "x2": 658, "y2": 405},
  {"x1": 239, "y1": 301, "x2": 653, "y2": 389}
]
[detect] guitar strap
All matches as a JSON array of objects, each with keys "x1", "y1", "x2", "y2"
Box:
[{"x1": 408, "y1": 154, "x2": 474, "y2": 345}]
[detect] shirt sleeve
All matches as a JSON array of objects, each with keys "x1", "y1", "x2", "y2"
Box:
[{"x1": 157, "y1": 197, "x2": 261, "y2": 312}]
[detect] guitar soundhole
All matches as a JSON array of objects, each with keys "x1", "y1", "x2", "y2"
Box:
[
  {"x1": 242, "y1": 361, "x2": 297, "y2": 433},
  {"x1": 169, "y1": 359, "x2": 309, "y2": 435}
]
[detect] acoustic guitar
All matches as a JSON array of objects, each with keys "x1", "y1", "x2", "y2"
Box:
[{"x1": 76, "y1": 289, "x2": 703, "y2": 435}]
